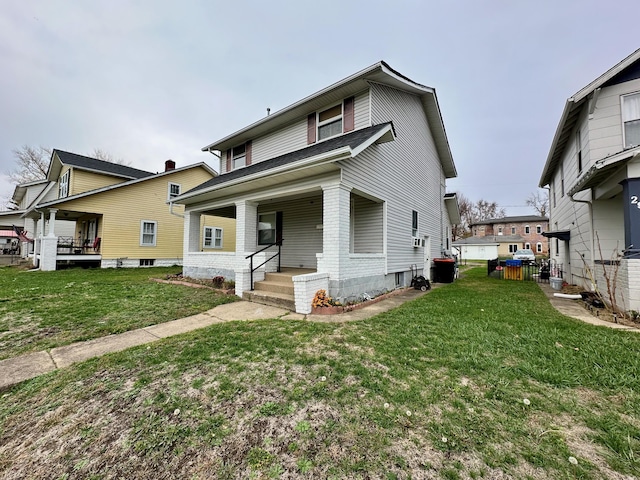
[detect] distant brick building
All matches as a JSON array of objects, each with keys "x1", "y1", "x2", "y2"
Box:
[{"x1": 470, "y1": 215, "x2": 549, "y2": 255}]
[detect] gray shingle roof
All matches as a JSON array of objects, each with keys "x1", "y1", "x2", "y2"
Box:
[
  {"x1": 54, "y1": 150, "x2": 155, "y2": 179},
  {"x1": 185, "y1": 123, "x2": 392, "y2": 195},
  {"x1": 453, "y1": 235, "x2": 524, "y2": 245}
]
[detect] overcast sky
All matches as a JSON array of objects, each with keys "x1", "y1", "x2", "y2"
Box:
[{"x1": 1, "y1": 0, "x2": 638, "y2": 214}]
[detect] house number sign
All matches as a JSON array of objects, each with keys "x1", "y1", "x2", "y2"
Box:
[{"x1": 632, "y1": 195, "x2": 640, "y2": 209}]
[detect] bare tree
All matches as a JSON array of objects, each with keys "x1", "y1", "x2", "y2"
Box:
[
  {"x1": 526, "y1": 189, "x2": 549, "y2": 217},
  {"x1": 91, "y1": 148, "x2": 127, "y2": 165},
  {"x1": 473, "y1": 199, "x2": 506, "y2": 221},
  {"x1": 8, "y1": 145, "x2": 51, "y2": 184},
  {"x1": 451, "y1": 194, "x2": 505, "y2": 239}
]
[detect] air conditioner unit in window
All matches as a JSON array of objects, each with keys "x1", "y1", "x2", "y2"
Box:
[{"x1": 412, "y1": 236, "x2": 422, "y2": 247}]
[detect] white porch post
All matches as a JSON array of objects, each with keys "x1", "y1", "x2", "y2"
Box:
[
  {"x1": 235, "y1": 200, "x2": 258, "y2": 297},
  {"x1": 40, "y1": 209, "x2": 59, "y2": 271},
  {"x1": 184, "y1": 211, "x2": 200, "y2": 255},
  {"x1": 47, "y1": 209, "x2": 58, "y2": 237},
  {"x1": 319, "y1": 183, "x2": 351, "y2": 289}
]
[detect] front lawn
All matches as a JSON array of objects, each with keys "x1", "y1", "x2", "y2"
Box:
[
  {"x1": 1, "y1": 268, "x2": 639, "y2": 479},
  {"x1": 0, "y1": 266, "x2": 237, "y2": 360}
]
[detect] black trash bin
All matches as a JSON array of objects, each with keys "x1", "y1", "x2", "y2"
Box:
[{"x1": 433, "y1": 258, "x2": 456, "y2": 283}]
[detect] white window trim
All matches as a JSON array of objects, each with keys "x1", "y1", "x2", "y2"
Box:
[
  {"x1": 511, "y1": 226, "x2": 516, "y2": 235},
  {"x1": 536, "y1": 225, "x2": 542, "y2": 234},
  {"x1": 232, "y1": 144, "x2": 246, "y2": 170},
  {"x1": 525, "y1": 225, "x2": 530, "y2": 234},
  {"x1": 525, "y1": 242, "x2": 531, "y2": 250},
  {"x1": 536, "y1": 242, "x2": 543, "y2": 253},
  {"x1": 203, "y1": 226, "x2": 223, "y2": 249},
  {"x1": 317, "y1": 102, "x2": 343, "y2": 142},
  {"x1": 140, "y1": 220, "x2": 157, "y2": 247},
  {"x1": 411, "y1": 210, "x2": 418, "y2": 237},
  {"x1": 168, "y1": 182, "x2": 181, "y2": 200},
  {"x1": 59, "y1": 170, "x2": 70, "y2": 198},
  {"x1": 621, "y1": 91, "x2": 640, "y2": 148}
]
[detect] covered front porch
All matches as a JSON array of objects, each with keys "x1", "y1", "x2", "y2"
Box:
[
  {"x1": 182, "y1": 177, "x2": 387, "y2": 313},
  {"x1": 29, "y1": 208, "x2": 103, "y2": 270}
]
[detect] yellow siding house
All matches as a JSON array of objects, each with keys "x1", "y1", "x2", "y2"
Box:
[{"x1": 25, "y1": 150, "x2": 235, "y2": 270}]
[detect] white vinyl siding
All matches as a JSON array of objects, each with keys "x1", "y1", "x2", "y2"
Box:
[
  {"x1": 140, "y1": 220, "x2": 157, "y2": 246},
  {"x1": 258, "y1": 196, "x2": 323, "y2": 269},
  {"x1": 246, "y1": 90, "x2": 371, "y2": 167},
  {"x1": 341, "y1": 83, "x2": 445, "y2": 273},
  {"x1": 352, "y1": 193, "x2": 383, "y2": 253}
]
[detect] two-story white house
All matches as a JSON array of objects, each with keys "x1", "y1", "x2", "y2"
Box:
[
  {"x1": 539, "y1": 48, "x2": 640, "y2": 313},
  {"x1": 174, "y1": 61, "x2": 459, "y2": 314}
]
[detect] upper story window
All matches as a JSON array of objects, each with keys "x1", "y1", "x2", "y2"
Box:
[
  {"x1": 511, "y1": 226, "x2": 516, "y2": 235},
  {"x1": 536, "y1": 225, "x2": 542, "y2": 234},
  {"x1": 498, "y1": 226, "x2": 503, "y2": 235},
  {"x1": 552, "y1": 180, "x2": 556, "y2": 207},
  {"x1": 622, "y1": 92, "x2": 640, "y2": 148},
  {"x1": 576, "y1": 130, "x2": 582, "y2": 174},
  {"x1": 318, "y1": 104, "x2": 343, "y2": 141},
  {"x1": 226, "y1": 141, "x2": 252, "y2": 172},
  {"x1": 525, "y1": 225, "x2": 530, "y2": 234},
  {"x1": 58, "y1": 170, "x2": 70, "y2": 198},
  {"x1": 560, "y1": 163, "x2": 565, "y2": 197},
  {"x1": 168, "y1": 182, "x2": 181, "y2": 200},
  {"x1": 308, "y1": 96, "x2": 355, "y2": 144},
  {"x1": 232, "y1": 144, "x2": 246, "y2": 169}
]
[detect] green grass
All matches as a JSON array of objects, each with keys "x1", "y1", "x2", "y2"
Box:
[
  {"x1": 1, "y1": 267, "x2": 639, "y2": 479},
  {"x1": 0, "y1": 266, "x2": 237, "y2": 359}
]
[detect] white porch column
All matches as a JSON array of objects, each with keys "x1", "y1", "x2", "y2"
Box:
[
  {"x1": 319, "y1": 183, "x2": 351, "y2": 280},
  {"x1": 47, "y1": 209, "x2": 58, "y2": 237},
  {"x1": 184, "y1": 210, "x2": 201, "y2": 254},
  {"x1": 234, "y1": 200, "x2": 258, "y2": 297}
]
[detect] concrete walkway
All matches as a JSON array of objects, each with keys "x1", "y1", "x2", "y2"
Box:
[
  {"x1": 0, "y1": 289, "x2": 428, "y2": 390},
  {"x1": 1, "y1": 281, "x2": 637, "y2": 391}
]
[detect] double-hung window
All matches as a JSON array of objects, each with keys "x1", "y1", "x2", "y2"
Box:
[
  {"x1": 317, "y1": 104, "x2": 343, "y2": 141},
  {"x1": 511, "y1": 226, "x2": 516, "y2": 235},
  {"x1": 576, "y1": 130, "x2": 582, "y2": 174},
  {"x1": 59, "y1": 170, "x2": 70, "y2": 198},
  {"x1": 525, "y1": 225, "x2": 530, "y2": 234},
  {"x1": 232, "y1": 144, "x2": 246, "y2": 169},
  {"x1": 622, "y1": 92, "x2": 640, "y2": 148},
  {"x1": 168, "y1": 182, "x2": 181, "y2": 200},
  {"x1": 536, "y1": 225, "x2": 542, "y2": 234},
  {"x1": 203, "y1": 227, "x2": 223, "y2": 248},
  {"x1": 140, "y1": 220, "x2": 157, "y2": 246},
  {"x1": 258, "y1": 212, "x2": 277, "y2": 245},
  {"x1": 536, "y1": 242, "x2": 543, "y2": 253}
]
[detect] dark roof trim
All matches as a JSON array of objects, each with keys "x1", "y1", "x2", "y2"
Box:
[
  {"x1": 180, "y1": 123, "x2": 393, "y2": 198},
  {"x1": 542, "y1": 230, "x2": 570, "y2": 241}
]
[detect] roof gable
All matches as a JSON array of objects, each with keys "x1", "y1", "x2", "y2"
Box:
[
  {"x1": 540, "y1": 48, "x2": 640, "y2": 187},
  {"x1": 201, "y1": 61, "x2": 456, "y2": 179},
  {"x1": 47, "y1": 150, "x2": 155, "y2": 182}
]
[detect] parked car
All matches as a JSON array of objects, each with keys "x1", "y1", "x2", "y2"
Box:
[{"x1": 513, "y1": 249, "x2": 536, "y2": 263}]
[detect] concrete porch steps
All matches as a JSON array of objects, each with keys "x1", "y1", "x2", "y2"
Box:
[
  {"x1": 242, "y1": 290, "x2": 296, "y2": 311},
  {"x1": 243, "y1": 268, "x2": 313, "y2": 311}
]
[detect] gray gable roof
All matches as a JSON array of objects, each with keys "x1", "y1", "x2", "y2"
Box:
[
  {"x1": 453, "y1": 235, "x2": 524, "y2": 245},
  {"x1": 54, "y1": 150, "x2": 155, "y2": 179},
  {"x1": 184, "y1": 123, "x2": 392, "y2": 195}
]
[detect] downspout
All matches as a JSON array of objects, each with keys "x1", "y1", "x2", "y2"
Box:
[
  {"x1": 169, "y1": 202, "x2": 184, "y2": 218},
  {"x1": 570, "y1": 191, "x2": 595, "y2": 288}
]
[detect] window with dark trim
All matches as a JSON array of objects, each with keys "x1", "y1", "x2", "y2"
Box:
[
  {"x1": 412, "y1": 210, "x2": 418, "y2": 237},
  {"x1": 258, "y1": 212, "x2": 277, "y2": 245},
  {"x1": 308, "y1": 97, "x2": 355, "y2": 144},
  {"x1": 576, "y1": 130, "x2": 582, "y2": 174},
  {"x1": 226, "y1": 141, "x2": 252, "y2": 172}
]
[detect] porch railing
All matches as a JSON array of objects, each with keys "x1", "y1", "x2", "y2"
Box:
[
  {"x1": 57, "y1": 236, "x2": 101, "y2": 254},
  {"x1": 245, "y1": 240, "x2": 283, "y2": 291}
]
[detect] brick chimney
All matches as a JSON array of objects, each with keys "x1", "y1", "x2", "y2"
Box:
[{"x1": 165, "y1": 160, "x2": 175, "y2": 172}]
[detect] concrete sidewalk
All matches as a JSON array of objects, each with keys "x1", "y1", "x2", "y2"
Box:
[
  {"x1": 0, "y1": 289, "x2": 428, "y2": 390},
  {"x1": 2, "y1": 281, "x2": 636, "y2": 391}
]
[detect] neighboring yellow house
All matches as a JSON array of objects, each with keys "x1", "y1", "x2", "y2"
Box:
[{"x1": 24, "y1": 149, "x2": 235, "y2": 270}]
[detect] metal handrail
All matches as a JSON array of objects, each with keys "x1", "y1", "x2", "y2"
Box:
[{"x1": 245, "y1": 240, "x2": 283, "y2": 290}]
